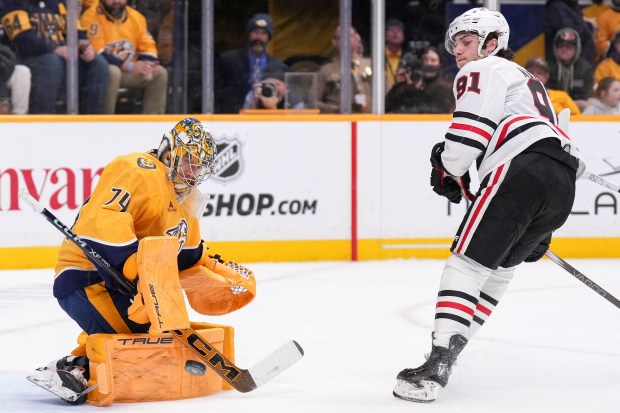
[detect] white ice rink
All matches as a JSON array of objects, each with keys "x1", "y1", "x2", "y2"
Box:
[{"x1": 1, "y1": 258, "x2": 619, "y2": 412}]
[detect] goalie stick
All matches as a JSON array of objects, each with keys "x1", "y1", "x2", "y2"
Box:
[
  {"x1": 19, "y1": 188, "x2": 304, "y2": 393},
  {"x1": 545, "y1": 250, "x2": 620, "y2": 310}
]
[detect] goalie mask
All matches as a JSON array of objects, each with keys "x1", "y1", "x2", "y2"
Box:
[
  {"x1": 445, "y1": 7, "x2": 509, "y2": 58},
  {"x1": 157, "y1": 118, "x2": 217, "y2": 202}
]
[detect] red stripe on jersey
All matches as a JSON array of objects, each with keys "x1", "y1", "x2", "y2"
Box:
[
  {"x1": 476, "y1": 303, "x2": 492, "y2": 316},
  {"x1": 551, "y1": 124, "x2": 570, "y2": 140},
  {"x1": 496, "y1": 115, "x2": 532, "y2": 148},
  {"x1": 449, "y1": 122, "x2": 492, "y2": 141},
  {"x1": 455, "y1": 164, "x2": 505, "y2": 254},
  {"x1": 436, "y1": 301, "x2": 475, "y2": 316}
]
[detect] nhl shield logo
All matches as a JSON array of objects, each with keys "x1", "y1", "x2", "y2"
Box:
[{"x1": 213, "y1": 136, "x2": 244, "y2": 181}]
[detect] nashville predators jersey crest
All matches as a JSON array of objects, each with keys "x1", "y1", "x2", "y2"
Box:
[
  {"x1": 81, "y1": 3, "x2": 158, "y2": 62},
  {"x1": 166, "y1": 219, "x2": 188, "y2": 252}
]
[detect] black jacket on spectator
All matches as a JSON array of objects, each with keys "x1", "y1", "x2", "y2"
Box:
[
  {"x1": 544, "y1": 0, "x2": 596, "y2": 65},
  {"x1": 546, "y1": 28, "x2": 594, "y2": 101},
  {"x1": 0, "y1": 43, "x2": 16, "y2": 82},
  {"x1": 215, "y1": 47, "x2": 286, "y2": 114}
]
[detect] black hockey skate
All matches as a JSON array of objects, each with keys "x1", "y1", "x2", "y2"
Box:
[
  {"x1": 393, "y1": 334, "x2": 467, "y2": 403},
  {"x1": 27, "y1": 355, "x2": 95, "y2": 405}
]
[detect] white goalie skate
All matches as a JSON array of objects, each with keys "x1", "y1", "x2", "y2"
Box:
[{"x1": 27, "y1": 356, "x2": 96, "y2": 405}]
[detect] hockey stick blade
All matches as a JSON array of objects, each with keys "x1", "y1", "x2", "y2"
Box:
[
  {"x1": 246, "y1": 339, "x2": 304, "y2": 389},
  {"x1": 546, "y1": 250, "x2": 620, "y2": 309},
  {"x1": 171, "y1": 328, "x2": 303, "y2": 392},
  {"x1": 581, "y1": 171, "x2": 620, "y2": 193},
  {"x1": 19, "y1": 188, "x2": 304, "y2": 392}
]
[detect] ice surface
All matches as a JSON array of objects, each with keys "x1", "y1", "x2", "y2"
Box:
[{"x1": 1, "y1": 258, "x2": 619, "y2": 412}]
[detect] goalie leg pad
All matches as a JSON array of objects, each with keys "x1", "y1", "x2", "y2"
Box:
[
  {"x1": 85, "y1": 322, "x2": 235, "y2": 406},
  {"x1": 134, "y1": 236, "x2": 190, "y2": 334}
]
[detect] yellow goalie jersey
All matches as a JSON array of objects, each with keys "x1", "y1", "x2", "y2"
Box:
[
  {"x1": 54, "y1": 152, "x2": 203, "y2": 299},
  {"x1": 81, "y1": 3, "x2": 158, "y2": 64}
]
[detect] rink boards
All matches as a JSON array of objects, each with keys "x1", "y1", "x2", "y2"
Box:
[{"x1": 1, "y1": 114, "x2": 619, "y2": 269}]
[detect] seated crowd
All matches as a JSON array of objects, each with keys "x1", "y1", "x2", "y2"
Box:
[{"x1": 1, "y1": 1, "x2": 620, "y2": 116}]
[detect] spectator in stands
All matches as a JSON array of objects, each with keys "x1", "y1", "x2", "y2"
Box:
[
  {"x1": 0, "y1": 43, "x2": 30, "y2": 114},
  {"x1": 547, "y1": 28, "x2": 594, "y2": 111},
  {"x1": 595, "y1": 0, "x2": 620, "y2": 59},
  {"x1": 385, "y1": 52, "x2": 426, "y2": 113},
  {"x1": 215, "y1": 13, "x2": 285, "y2": 114},
  {"x1": 131, "y1": 0, "x2": 171, "y2": 43},
  {"x1": 525, "y1": 57, "x2": 581, "y2": 115},
  {"x1": 0, "y1": 0, "x2": 108, "y2": 114},
  {"x1": 418, "y1": 46, "x2": 455, "y2": 113},
  {"x1": 82, "y1": 0, "x2": 168, "y2": 114},
  {"x1": 595, "y1": 30, "x2": 620, "y2": 83},
  {"x1": 584, "y1": 0, "x2": 609, "y2": 21},
  {"x1": 242, "y1": 61, "x2": 289, "y2": 110},
  {"x1": 385, "y1": 19, "x2": 409, "y2": 92},
  {"x1": 545, "y1": 0, "x2": 597, "y2": 65},
  {"x1": 316, "y1": 26, "x2": 372, "y2": 113},
  {"x1": 583, "y1": 76, "x2": 620, "y2": 114},
  {"x1": 81, "y1": 0, "x2": 98, "y2": 11}
]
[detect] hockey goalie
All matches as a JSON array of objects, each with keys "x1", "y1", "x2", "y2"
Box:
[{"x1": 26, "y1": 118, "x2": 256, "y2": 406}]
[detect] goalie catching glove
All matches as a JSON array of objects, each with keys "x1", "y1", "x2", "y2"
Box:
[
  {"x1": 126, "y1": 240, "x2": 256, "y2": 323},
  {"x1": 430, "y1": 142, "x2": 475, "y2": 204},
  {"x1": 179, "y1": 249, "x2": 256, "y2": 316}
]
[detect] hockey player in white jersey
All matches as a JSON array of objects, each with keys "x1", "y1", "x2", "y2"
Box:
[{"x1": 393, "y1": 7, "x2": 584, "y2": 403}]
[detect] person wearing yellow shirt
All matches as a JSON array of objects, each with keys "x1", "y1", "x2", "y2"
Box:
[
  {"x1": 595, "y1": 0, "x2": 620, "y2": 58},
  {"x1": 595, "y1": 30, "x2": 620, "y2": 83},
  {"x1": 385, "y1": 19, "x2": 408, "y2": 92},
  {"x1": 81, "y1": 0, "x2": 168, "y2": 113},
  {"x1": 525, "y1": 57, "x2": 582, "y2": 115}
]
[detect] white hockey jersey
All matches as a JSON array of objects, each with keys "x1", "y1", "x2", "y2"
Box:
[{"x1": 441, "y1": 56, "x2": 583, "y2": 180}]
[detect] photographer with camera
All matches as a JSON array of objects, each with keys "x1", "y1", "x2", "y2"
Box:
[
  {"x1": 242, "y1": 60, "x2": 288, "y2": 110},
  {"x1": 385, "y1": 52, "x2": 426, "y2": 113}
]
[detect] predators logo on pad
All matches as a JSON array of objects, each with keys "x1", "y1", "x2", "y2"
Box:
[{"x1": 137, "y1": 157, "x2": 156, "y2": 169}]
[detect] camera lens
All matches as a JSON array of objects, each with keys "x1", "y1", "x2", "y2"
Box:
[{"x1": 261, "y1": 82, "x2": 276, "y2": 98}]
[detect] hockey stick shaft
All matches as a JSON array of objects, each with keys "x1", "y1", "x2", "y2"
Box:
[
  {"x1": 558, "y1": 108, "x2": 620, "y2": 193},
  {"x1": 19, "y1": 189, "x2": 137, "y2": 295},
  {"x1": 545, "y1": 250, "x2": 620, "y2": 309},
  {"x1": 581, "y1": 171, "x2": 620, "y2": 193},
  {"x1": 19, "y1": 188, "x2": 303, "y2": 392}
]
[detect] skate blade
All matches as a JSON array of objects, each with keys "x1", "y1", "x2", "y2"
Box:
[
  {"x1": 26, "y1": 374, "x2": 96, "y2": 403},
  {"x1": 393, "y1": 379, "x2": 440, "y2": 403}
]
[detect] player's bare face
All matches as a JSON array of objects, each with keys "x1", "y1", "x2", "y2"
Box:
[{"x1": 453, "y1": 33, "x2": 480, "y2": 69}]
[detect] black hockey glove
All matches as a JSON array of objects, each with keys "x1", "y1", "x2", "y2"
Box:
[
  {"x1": 430, "y1": 142, "x2": 474, "y2": 204},
  {"x1": 524, "y1": 233, "x2": 552, "y2": 262}
]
